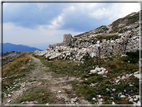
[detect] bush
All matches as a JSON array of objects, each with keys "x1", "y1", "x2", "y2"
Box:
[{"x1": 122, "y1": 50, "x2": 139, "y2": 64}]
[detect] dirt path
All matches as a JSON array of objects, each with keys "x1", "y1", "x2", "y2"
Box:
[{"x1": 3, "y1": 54, "x2": 90, "y2": 104}]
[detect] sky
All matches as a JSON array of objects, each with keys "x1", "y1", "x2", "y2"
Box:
[{"x1": 3, "y1": 1, "x2": 140, "y2": 50}]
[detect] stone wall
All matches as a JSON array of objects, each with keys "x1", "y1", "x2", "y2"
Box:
[{"x1": 49, "y1": 34, "x2": 73, "y2": 49}]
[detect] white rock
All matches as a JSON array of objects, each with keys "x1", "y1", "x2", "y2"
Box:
[
  {"x1": 121, "y1": 54, "x2": 127, "y2": 57},
  {"x1": 106, "y1": 88, "x2": 110, "y2": 91},
  {"x1": 134, "y1": 72, "x2": 140, "y2": 79},
  {"x1": 129, "y1": 98, "x2": 133, "y2": 102},
  {"x1": 129, "y1": 84, "x2": 133, "y2": 86},
  {"x1": 124, "y1": 90, "x2": 126, "y2": 92},
  {"x1": 121, "y1": 75, "x2": 126, "y2": 79},
  {"x1": 112, "y1": 101, "x2": 115, "y2": 105},
  {"x1": 126, "y1": 74, "x2": 129, "y2": 77},
  {"x1": 98, "y1": 101, "x2": 103, "y2": 105},
  {"x1": 92, "y1": 97, "x2": 96, "y2": 101},
  {"x1": 112, "y1": 89, "x2": 116, "y2": 91},
  {"x1": 98, "y1": 71, "x2": 104, "y2": 75},
  {"x1": 46, "y1": 103, "x2": 49, "y2": 105},
  {"x1": 71, "y1": 97, "x2": 78, "y2": 102},
  {"x1": 7, "y1": 100, "x2": 11, "y2": 103},
  {"x1": 120, "y1": 95, "x2": 126, "y2": 98},
  {"x1": 134, "y1": 95, "x2": 140, "y2": 101},
  {"x1": 97, "y1": 95, "x2": 101, "y2": 98},
  {"x1": 90, "y1": 69, "x2": 97, "y2": 74},
  {"x1": 103, "y1": 75, "x2": 107, "y2": 77},
  {"x1": 8, "y1": 94, "x2": 11, "y2": 97},
  {"x1": 133, "y1": 100, "x2": 141, "y2": 106},
  {"x1": 115, "y1": 79, "x2": 119, "y2": 83},
  {"x1": 99, "y1": 98, "x2": 103, "y2": 102},
  {"x1": 117, "y1": 76, "x2": 120, "y2": 79},
  {"x1": 58, "y1": 90, "x2": 61, "y2": 93},
  {"x1": 90, "y1": 67, "x2": 108, "y2": 75},
  {"x1": 90, "y1": 83, "x2": 96, "y2": 87},
  {"x1": 49, "y1": 53, "x2": 62, "y2": 60},
  {"x1": 105, "y1": 71, "x2": 108, "y2": 74}
]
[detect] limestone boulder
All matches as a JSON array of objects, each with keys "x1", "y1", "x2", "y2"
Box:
[
  {"x1": 90, "y1": 67, "x2": 108, "y2": 75},
  {"x1": 49, "y1": 53, "x2": 63, "y2": 60}
]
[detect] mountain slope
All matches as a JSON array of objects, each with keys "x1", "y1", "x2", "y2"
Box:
[
  {"x1": 3, "y1": 43, "x2": 42, "y2": 53},
  {"x1": 74, "y1": 11, "x2": 140, "y2": 39}
]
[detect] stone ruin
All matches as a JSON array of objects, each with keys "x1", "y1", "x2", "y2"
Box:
[{"x1": 49, "y1": 34, "x2": 73, "y2": 49}]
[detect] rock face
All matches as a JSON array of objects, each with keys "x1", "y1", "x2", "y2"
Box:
[{"x1": 34, "y1": 11, "x2": 140, "y2": 61}]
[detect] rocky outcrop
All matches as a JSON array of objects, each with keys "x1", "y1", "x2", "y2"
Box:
[
  {"x1": 34, "y1": 30, "x2": 139, "y2": 61},
  {"x1": 34, "y1": 11, "x2": 140, "y2": 61}
]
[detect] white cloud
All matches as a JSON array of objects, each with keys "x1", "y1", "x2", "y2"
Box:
[
  {"x1": 48, "y1": 15, "x2": 64, "y2": 29},
  {"x1": 47, "y1": 5, "x2": 77, "y2": 30},
  {"x1": 63, "y1": 5, "x2": 76, "y2": 14},
  {"x1": 3, "y1": 22, "x2": 82, "y2": 46},
  {"x1": 85, "y1": 3, "x2": 140, "y2": 22},
  {"x1": 122, "y1": 3, "x2": 140, "y2": 16},
  {"x1": 36, "y1": 3, "x2": 48, "y2": 11}
]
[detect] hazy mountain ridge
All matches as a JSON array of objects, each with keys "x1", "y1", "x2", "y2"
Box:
[{"x1": 3, "y1": 43, "x2": 43, "y2": 53}]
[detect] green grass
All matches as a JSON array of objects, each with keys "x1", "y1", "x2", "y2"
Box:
[
  {"x1": 96, "y1": 34, "x2": 120, "y2": 41},
  {"x1": 69, "y1": 52, "x2": 139, "y2": 104},
  {"x1": 2, "y1": 52, "x2": 35, "y2": 96},
  {"x1": 95, "y1": 25, "x2": 109, "y2": 34},
  {"x1": 2, "y1": 51, "x2": 23, "y2": 66},
  {"x1": 127, "y1": 12, "x2": 139, "y2": 25},
  {"x1": 34, "y1": 51, "x2": 139, "y2": 104},
  {"x1": 110, "y1": 12, "x2": 139, "y2": 33},
  {"x1": 3, "y1": 52, "x2": 31, "y2": 77},
  {"x1": 34, "y1": 53, "x2": 97, "y2": 78},
  {"x1": 12, "y1": 86, "x2": 58, "y2": 104}
]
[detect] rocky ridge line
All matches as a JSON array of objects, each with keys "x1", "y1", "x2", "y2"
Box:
[{"x1": 34, "y1": 11, "x2": 140, "y2": 61}]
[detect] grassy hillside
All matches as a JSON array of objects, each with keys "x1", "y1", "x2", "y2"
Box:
[
  {"x1": 34, "y1": 50, "x2": 139, "y2": 104},
  {"x1": 2, "y1": 49, "x2": 139, "y2": 105},
  {"x1": 2, "y1": 52, "x2": 34, "y2": 97}
]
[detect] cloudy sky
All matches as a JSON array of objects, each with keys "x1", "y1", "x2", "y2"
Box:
[{"x1": 3, "y1": 1, "x2": 140, "y2": 50}]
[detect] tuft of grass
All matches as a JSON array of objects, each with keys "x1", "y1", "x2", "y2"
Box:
[
  {"x1": 70, "y1": 52, "x2": 139, "y2": 104},
  {"x1": 3, "y1": 52, "x2": 31, "y2": 77},
  {"x1": 34, "y1": 50, "x2": 139, "y2": 104},
  {"x1": 96, "y1": 34, "x2": 120, "y2": 41},
  {"x1": 35, "y1": 53, "x2": 97, "y2": 78},
  {"x1": 2, "y1": 52, "x2": 35, "y2": 96},
  {"x1": 12, "y1": 86, "x2": 58, "y2": 104}
]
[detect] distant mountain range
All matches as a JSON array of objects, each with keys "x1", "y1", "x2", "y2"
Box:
[{"x1": 3, "y1": 43, "x2": 43, "y2": 53}]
